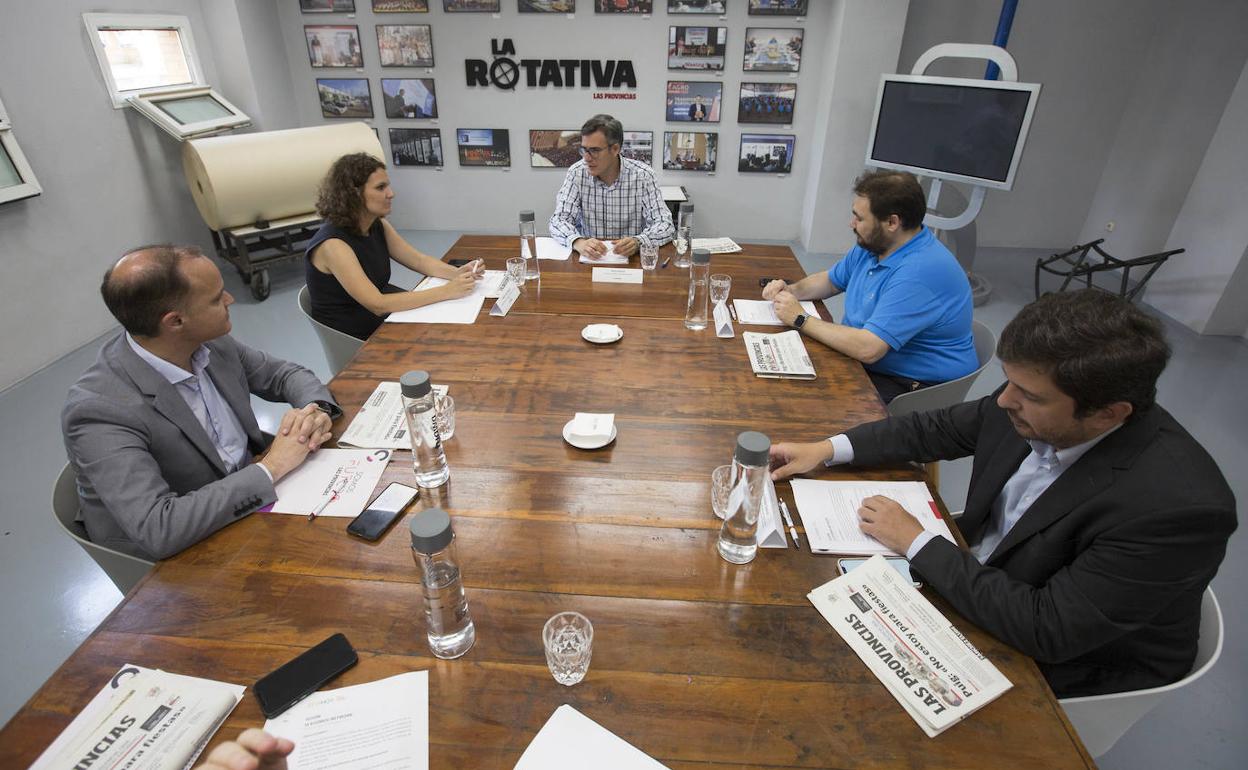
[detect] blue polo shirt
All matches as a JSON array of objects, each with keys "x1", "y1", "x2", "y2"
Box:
[{"x1": 828, "y1": 227, "x2": 977, "y2": 383}]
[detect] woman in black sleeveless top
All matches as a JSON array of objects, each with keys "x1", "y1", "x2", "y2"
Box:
[{"x1": 307, "y1": 153, "x2": 482, "y2": 340}]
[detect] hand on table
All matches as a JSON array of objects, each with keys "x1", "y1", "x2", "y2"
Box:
[
  {"x1": 769, "y1": 441, "x2": 834, "y2": 481},
  {"x1": 613, "y1": 237, "x2": 639, "y2": 257},
  {"x1": 573, "y1": 237, "x2": 608, "y2": 258},
  {"x1": 196, "y1": 729, "x2": 293, "y2": 770},
  {"x1": 439, "y1": 270, "x2": 478, "y2": 300},
  {"x1": 857, "y1": 495, "x2": 925, "y2": 555},
  {"x1": 761, "y1": 279, "x2": 788, "y2": 300},
  {"x1": 457, "y1": 259, "x2": 485, "y2": 279},
  {"x1": 772, "y1": 290, "x2": 803, "y2": 326},
  {"x1": 262, "y1": 405, "x2": 334, "y2": 481}
]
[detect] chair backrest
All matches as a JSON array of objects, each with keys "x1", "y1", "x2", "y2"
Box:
[
  {"x1": 51, "y1": 464, "x2": 153, "y2": 594},
  {"x1": 887, "y1": 320, "x2": 996, "y2": 418},
  {"x1": 297, "y1": 285, "x2": 363, "y2": 375},
  {"x1": 1059, "y1": 588, "x2": 1224, "y2": 758}
]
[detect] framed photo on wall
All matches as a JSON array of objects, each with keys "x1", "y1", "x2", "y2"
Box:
[
  {"x1": 739, "y1": 132, "x2": 794, "y2": 173},
  {"x1": 381, "y1": 78, "x2": 437, "y2": 118},
  {"x1": 738, "y1": 82, "x2": 796, "y2": 124},
  {"x1": 742, "y1": 27, "x2": 802, "y2": 72},
  {"x1": 519, "y1": 0, "x2": 575, "y2": 10},
  {"x1": 305, "y1": 26, "x2": 364, "y2": 68},
  {"x1": 372, "y1": 1, "x2": 429, "y2": 11},
  {"x1": 390, "y1": 128, "x2": 444, "y2": 166},
  {"x1": 668, "y1": 1, "x2": 726, "y2": 13},
  {"x1": 666, "y1": 81, "x2": 722, "y2": 123},
  {"x1": 377, "y1": 25, "x2": 434, "y2": 67},
  {"x1": 595, "y1": 1, "x2": 652, "y2": 13},
  {"x1": 529, "y1": 130, "x2": 583, "y2": 167},
  {"x1": 457, "y1": 128, "x2": 511, "y2": 167},
  {"x1": 747, "y1": 0, "x2": 806, "y2": 15},
  {"x1": 444, "y1": 0, "x2": 500, "y2": 11},
  {"x1": 301, "y1": 0, "x2": 356, "y2": 12},
  {"x1": 662, "y1": 131, "x2": 717, "y2": 171},
  {"x1": 668, "y1": 26, "x2": 727, "y2": 71},
  {"x1": 316, "y1": 78, "x2": 373, "y2": 118},
  {"x1": 621, "y1": 130, "x2": 654, "y2": 164}
]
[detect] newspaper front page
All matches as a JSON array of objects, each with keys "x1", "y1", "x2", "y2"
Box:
[
  {"x1": 808, "y1": 555, "x2": 1012, "y2": 737},
  {"x1": 743, "y1": 330, "x2": 815, "y2": 379}
]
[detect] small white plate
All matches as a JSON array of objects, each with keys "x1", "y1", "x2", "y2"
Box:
[
  {"x1": 582, "y1": 323, "x2": 623, "y2": 344},
  {"x1": 562, "y1": 420, "x2": 617, "y2": 449}
]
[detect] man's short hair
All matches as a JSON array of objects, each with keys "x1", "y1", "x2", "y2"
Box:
[
  {"x1": 998, "y1": 290, "x2": 1171, "y2": 417},
  {"x1": 100, "y1": 245, "x2": 199, "y2": 337},
  {"x1": 581, "y1": 114, "x2": 623, "y2": 146},
  {"x1": 852, "y1": 170, "x2": 927, "y2": 230}
]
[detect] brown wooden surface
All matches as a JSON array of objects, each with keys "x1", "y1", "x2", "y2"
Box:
[{"x1": 0, "y1": 240, "x2": 1092, "y2": 769}]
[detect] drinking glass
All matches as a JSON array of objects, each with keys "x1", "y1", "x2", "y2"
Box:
[
  {"x1": 673, "y1": 225, "x2": 691, "y2": 268},
  {"x1": 506, "y1": 257, "x2": 526, "y2": 288},
  {"x1": 710, "y1": 274, "x2": 732, "y2": 306},
  {"x1": 711, "y1": 464, "x2": 733, "y2": 519},
  {"x1": 435, "y1": 393, "x2": 455, "y2": 440},
  {"x1": 640, "y1": 243, "x2": 659, "y2": 270},
  {"x1": 543, "y1": 611, "x2": 593, "y2": 686}
]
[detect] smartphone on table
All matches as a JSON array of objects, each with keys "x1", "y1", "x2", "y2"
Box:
[
  {"x1": 346, "y1": 482, "x2": 418, "y2": 541},
  {"x1": 837, "y1": 556, "x2": 923, "y2": 588},
  {"x1": 254, "y1": 633, "x2": 358, "y2": 718}
]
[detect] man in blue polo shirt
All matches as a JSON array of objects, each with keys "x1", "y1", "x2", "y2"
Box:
[{"x1": 763, "y1": 169, "x2": 976, "y2": 402}]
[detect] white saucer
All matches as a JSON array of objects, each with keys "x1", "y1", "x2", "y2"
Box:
[
  {"x1": 582, "y1": 324, "x2": 623, "y2": 344},
  {"x1": 562, "y1": 420, "x2": 617, "y2": 449}
]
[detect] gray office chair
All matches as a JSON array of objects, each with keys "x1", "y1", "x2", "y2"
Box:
[
  {"x1": 51, "y1": 463, "x2": 153, "y2": 594},
  {"x1": 297, "y1": 286, "x2": 363, "y2": 375},
  {"x1": 887, "y1": 320, "x2": 996, "y2": 418},
  {"x1": 1060, "y1": 587, "x2": 1224, "y2": 758}
]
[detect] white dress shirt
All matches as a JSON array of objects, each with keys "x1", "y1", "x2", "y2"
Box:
[{"x1": 547, "y1": 156, "x2": 675, "y2": 248}]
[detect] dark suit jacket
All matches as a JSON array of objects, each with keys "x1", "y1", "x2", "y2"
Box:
[
  {"x1": 62, "y1": 333, "x2": 336, "y2": 561},
  {"x1": 845, "y1": 389, "x2": 1236, "y2": 697}
]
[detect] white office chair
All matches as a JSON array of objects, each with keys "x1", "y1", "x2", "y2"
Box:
[
  {"x1": 297, "y1": 286, "x2": 363, "y2": 375},
  {"x1": 887, "y1": 320, "x2": 996, "y2": 417},
  {"x1": 1060, "y1": 588, "x2": 1224, "y2": 758},
  {"x1": 51, "y1": 463, "x2": 153, "y2": 594}
]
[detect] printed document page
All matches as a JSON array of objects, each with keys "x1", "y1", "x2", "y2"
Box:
[
  {"x1": 338, "y1": 381, "x2": 447, "y2": 449},
  {"x1": 271, "y1": 448, "x2": 391, "y2": 517},
  {"x1": 515, "y1": 705, "x2": 668, "y2": 770},
  {"x1": 743, "y1": 330, "x2": 816, "y2": 378},
  {"x1": 522, "y1": 236, "x2": 572, "y2": 261},
  {"x1": 386, "y1": 277, "x2": 487, "y2": 324},
  {"x1": 789, "y1": 480, "x2": 954, "y2": 555},
  {"x1": 732, "y1": 298, "x2": 819, "y2": 326},
  {"x1": 266, "y1": 670, "x2": 428, "y2": 770},
  {"x1": 691, "y1": 237, "x2": 742, "y2": 254}
]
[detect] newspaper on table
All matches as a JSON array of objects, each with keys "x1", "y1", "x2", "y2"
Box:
[
  {"x1": 338, "y1": 381, "x2": 449, "y2": 449},
  {"x1": 29, "y1": 665, "x2": 245, "y2": 770},
  {"x1": 808, "y1": 555, "x2": 1012, "y2": 737},
  {"x1": 743, "y1": 330, "x2": 816, "y2": 379},
  {"x1": 788, "y1": 479, "x2": 955, "y2": 555},
  {"x1": 691, "y1": 237, "x2": 742, "y2": 254}
]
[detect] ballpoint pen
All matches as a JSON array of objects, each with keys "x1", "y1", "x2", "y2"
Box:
[
  {"x1": 309, "y1": 484, "x2": 344, "y2": 521},
  {"x1": 779, "y1": 500, "x2": 801, "y2": 548},
  {"x1": 660, "y1": 255, "x2": 671, "y2": 268}
]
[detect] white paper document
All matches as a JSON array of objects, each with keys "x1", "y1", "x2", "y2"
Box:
[
  {"x1": 692, "y1": 237, "x2": 742, "y2": 254},
  {"x1": 578, "y1": 241, "x2": 629, "y2": 264},
  {"x1": 788, "y1": 479, "x2": 954, "y2": 555},
  {"x1": 386, "y1": 277, "x2": 487, "y2": 324},
  {"x1": 592, "y1": 267, "x2": 643, "y2": 284},
  {"x1": 522, "y1": 235, "x2": 572, "y2": 261},
  {"x1": 659, "y1": 185, "x2": 686, "y2": 202},
  {"x1": 271, "y1": 448, "x2": 391, "y2": 517},
  {"x1": 481, "y1": 269, "x2": 509, "y2": 298},
  {"x1": 515, "y1": 704, "x2": 668, "y2": 770},
  {"x1": 265, "y1": 670, "x2": 428, "y2": 770},
  {"x1": 338, "y1": 382, "x2": 448, "y2": 449},
  {"x1": 743, "y1": 330, "x2": 816, "y2": 379},
  {"x1": 732, "y1": 298, "x2": 819, "y2": 326}
]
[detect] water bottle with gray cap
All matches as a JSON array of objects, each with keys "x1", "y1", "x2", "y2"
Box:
[
  {"x1": 410, "y1": 507, "x2": 475, "y2": 658},
  {"x1": 401, "y1": 370, "x2": 449, "y2": 487},
  {"x1": 520, "y1": 210, "x2": 540, "y2": 280},
  {"x1": 717, "y1": 431, "x2": 770, "y2": 564},
  {"x1": 684, "y1": 248, "x2": 711, "y2": 331}
]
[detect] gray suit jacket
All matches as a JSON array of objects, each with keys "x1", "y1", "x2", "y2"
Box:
[{"x1": 62, "y1": 332, "x2": 335, "y2": 561}]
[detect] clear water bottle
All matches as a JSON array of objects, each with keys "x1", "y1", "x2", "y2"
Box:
[
  {"x1": 401, "y1": 370, "x2": 450, "y2": 488},
  {"x1": 674, "y1": 202, "x2": 693, "y2": 269},
  {"x1": 520, "y1": 210, "x2": 540, "y2": 281},
  {"x1": 684, "y1": 248, "x2": 711, "y2": 331},
  {"x1": 410, "y1": 507, "x2": 476, "y2": 659},
  {"x1": 717, "y1": 431, "x2": 770, "y2": 565}
]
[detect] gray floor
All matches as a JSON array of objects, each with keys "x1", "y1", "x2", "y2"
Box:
[{"x1": 1, "y1": 233, "x2": 1242, "y2": 768}]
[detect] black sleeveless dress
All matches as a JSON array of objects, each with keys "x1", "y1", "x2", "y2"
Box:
[{"x1": 305, "y1": 220, "x2": 405, "y2": 340}]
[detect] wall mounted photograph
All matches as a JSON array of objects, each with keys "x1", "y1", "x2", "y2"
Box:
[
  {"x1": 748, "y1": 0, "x2": 806, "y2": 15},
  {"x1": 743, "y1": 27, "x2": 802, "y2": 72},
  {"x1": 301, "y1": 0, "x2": 357, "y2": 12},
  {"x1": 444, "y1": 0, "x2": 500, "y2": 11},
  {"x1": 663, "y1": 131, "x2": 717, "y2": 171},
  {"x1": 668, "y1": 26, "x2": 727, "y2": 71},
  {"x1": 316, "y1": 78, "x2": 373, "y2": 118},
  {"x1": 381, "y1": 78, "x2": 437, "y2": 118},
  {"x1": 666, "y1": 81, "x2": 722, "y2": 123},
  {"x1": 457, "y1": 128, "x2": 511, "y2": 167},
  {"x1": 390, "y1": 128, "x2": 444, "y2": 166},
  {"x1": 372, "y1": 1, "x2": 429, "y2": 11},
  {"x1": 520, "y1": 0, "x2": 576, "y2": 10},
  {"x1": 305, "y1": 26, "x2": 365, "y2": 68},
  {"x1": 595, "y1": 1, "x2": 652, "y2": 13},
  {"x1": 668, "y1": 1, "x2": 727, "y2": 12},
  {"x1": 738, "y1": 82, "x2": 795, "y2": 124},
  {"x1": 621, "y1": 131, "x2": 653, "y2": 164},
  {"x1": 530, "y1": 130, "x2": 583, "y2": 167},
  {"x1": 738, "y1": 132, "x2": 794, "y2": 173},
  {"x1": 377, "y1": 25, "x2": 434, "y2": 67}
]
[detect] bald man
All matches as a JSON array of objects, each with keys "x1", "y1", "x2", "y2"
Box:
[{"x1": 62, "y1": 245, "x2": 341, "y2": 560}]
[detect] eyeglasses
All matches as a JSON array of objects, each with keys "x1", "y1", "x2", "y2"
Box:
[{"x1": 579, "y1": 144, "x2": 615, "y2": 158}]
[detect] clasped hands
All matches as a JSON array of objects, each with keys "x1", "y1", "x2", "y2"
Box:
[
  {"x1": 259, "y1": 403, "x2": 335, "y2": 482},
  {"x1": 574, "y1": 236, "x2": 639, "y2": 258},
  {"x1": 761, "y1": 279, "x2": 803, "y2": 326}
]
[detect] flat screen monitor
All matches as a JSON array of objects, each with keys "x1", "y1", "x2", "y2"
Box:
[{"x1": 866, "y1": 74, "x2": 1040, "y2": 191}]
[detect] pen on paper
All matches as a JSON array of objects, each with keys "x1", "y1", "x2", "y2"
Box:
[
  {"x1": 309, "y1": 481, "x2": 345, "y2": 521},
  {"x1": 780, "y1": 500, "x2": 801, "y2": 547}
]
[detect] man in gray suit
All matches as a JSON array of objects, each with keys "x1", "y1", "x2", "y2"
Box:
[{"x1": 63, "y1": 245, "x2": 342, "y2": 560}]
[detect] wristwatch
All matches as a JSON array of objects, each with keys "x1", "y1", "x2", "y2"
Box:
[
  {"x1": 312, "y1": 400, "x2": 342, "y2": 420},
  {"x1": 793, "y1": 313, "x2": 808, "y2": 330}
]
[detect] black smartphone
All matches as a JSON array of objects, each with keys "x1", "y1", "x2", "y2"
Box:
[
  {"x1": 448, "y1": 258, "x2": 471, "y2": 267},
  {"x1": 347, "y1": 482, "x2": 418, "y2": 541},
  {"x1": 254, "y1": 633, "x2": 358, "y2": 718}
]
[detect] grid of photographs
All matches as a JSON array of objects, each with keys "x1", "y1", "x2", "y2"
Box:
[
  {"x1": 519, "y1": 0, "x2": 576, "y2": 10},
  {"x1": 738, "y1": 82, "x2": 795, "y2": 124},
  {"x1": 666, "y1": 81, "x2": 722, "y2": 123},
  {"x1": 663, "y1": 131, "x2": 718, "y2": 171},
  {"x1": 668, "y1": 1, "x2": 726, "y2": 12},
  {"x1": 373, "y1": 0, "x2": 429, "y2": 11},
  {"x1": 668, "y1": 26, "x2": 727, "y2": 71},
  {"x1": 621, "y1": 131, "x2": 654, "y2": 164},
  {"x1": 316, "y1": 79, "x2": 373, "y2": 118},
  {"x1": 390, "y1": 128, "x2": 444, "y2": 167},
  {"x1": 377, "y1": 25, "x2": 434, "y2": 68},
  {"x1": 305, "y1": 26, "x2": 364, "y2": 68},
  {"x1": 444, "y1": 0, "x2": 500, "y2": 10},
  {"x1": 739, "y1": 133, "x2": 794, "y2": 173},
  {"x1": 595, "y1": 0, "x2": 652, "y2": 13},
  {"x1": 748, "y1": 0, "x2": 806, "y2": 15},
  {"x1": 529, "y1": 130, "x2": 583, "y2": 168},
  {"x1": 743, "y1": 27, "x2": 802, "y2": 72},
  {"x1": 301, "y1": 0, "x2": 356, "y2": 12},
  {"x1": 457, "y1": 128, "x2": 511, "y2": 167},
  {"x1": 381, "y1": 79, "x2": 437, "y2": 118}
]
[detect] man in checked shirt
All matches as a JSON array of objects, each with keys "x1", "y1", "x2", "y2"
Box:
[{"x1": 548, "y1": 114, "x2": 675, "y2": 259}]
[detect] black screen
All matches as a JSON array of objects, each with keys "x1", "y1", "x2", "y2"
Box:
[{"x1": 870, "y1": 80, "x2": 1033, "y2": 184}]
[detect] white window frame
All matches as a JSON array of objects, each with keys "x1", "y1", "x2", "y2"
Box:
[
  {"x1": 0, "y1": 94, "x2": 42, "y2": 205},
  {"x1": 127, "y1": 87, "x2": 251, "y2": 141}
]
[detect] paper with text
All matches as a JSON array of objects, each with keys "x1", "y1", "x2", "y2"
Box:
[
  {"x1": 692, "y1": 237, "x2": 742, "y2": 254},
  {"x1": 481, "y1": 269, "x2": 509, "y2": 298},
  {"x1": 490, "y1": 277, "x2": 521, "y2": 316},
  {"x1": 788, "y1": 479, "x2": 954, "y2": 555},
  {"x1": 272, "y1": 448, "x2": 391, "y2": 517},
  {"x1": 515, "y1": 705, "x2": 668, "y2": 770},
  {"x1": 522, "y1": 236, "x2": 572, "y2": 261},
  {"x1": 742, "y1": 330, "x2": 816, "y2": 379},
  {"x1": 592, "y1": 267, "x2": 643, "y2": 284},
  {"x1": 386, "y1": 277, "x2": 487, "y2": 324},
  {"x1": 338, "y1": 382, "x2": 447, "y2": 449},
  {"x1": 733, "y1": 298, "x2": 819, "y2": 326}
]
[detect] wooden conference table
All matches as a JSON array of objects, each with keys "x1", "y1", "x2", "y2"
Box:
[{"x1": 0, "y1": 237, "x2": 1093, "y2": 769}]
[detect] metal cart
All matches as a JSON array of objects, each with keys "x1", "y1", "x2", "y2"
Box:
[{"x1": 210, "y1": 213, "x2": 323, "y2": 300}]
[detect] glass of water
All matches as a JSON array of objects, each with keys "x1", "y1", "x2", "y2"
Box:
[
  {"x1": 640, "y1": 242, "x2": 659, "y2": 270},
  {"x1": 506, "y1": 256, "x2": 526, "y2": 288},
  {"x1": 673, "y1": 225, "x2": 691, "y2": 268},
  {"x1": 435, "y1": 393, "x2": 455, "y2": 440},
  {"x1": 711, "y1": 464, "x2": 733, "y2": 519},
  {"x1": 543, "y1": 611, "x2": 593, "y2": 686},
  {"x1": 710, "y1": 274, "x2": 732, "y2": 306}
]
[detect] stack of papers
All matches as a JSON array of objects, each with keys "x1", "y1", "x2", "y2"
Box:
[
  {"x1": 515, "y1": 705, "x2": 668, "y2": 769},
  {"x1": 386, "y1": 276, "x2": 488, "y2": 324},
  {"x1": 271, "y1": 448, "x2": 392, "y2": 518},
  {"x1": 691, "y1": 237, "x2": 742, "y2": 254},
  {"x1": 732, "y1": 298, "x2": 820, "y2": 326},
  {"x1": 788, "y1": 480, "x2": 954, "y2": 554}
]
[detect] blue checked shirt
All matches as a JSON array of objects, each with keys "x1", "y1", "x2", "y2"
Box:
[{"x1": 548, "y1": 157, "x2": 675, "y2": 249}]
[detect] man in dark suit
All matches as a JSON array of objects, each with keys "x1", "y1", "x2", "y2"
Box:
[
  {"x1": 63, "y1": 245, "x2": 341, "y2": 561},
  {"x1": 771, "y1": 290, "x2": 1236, "y2": 697}
]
